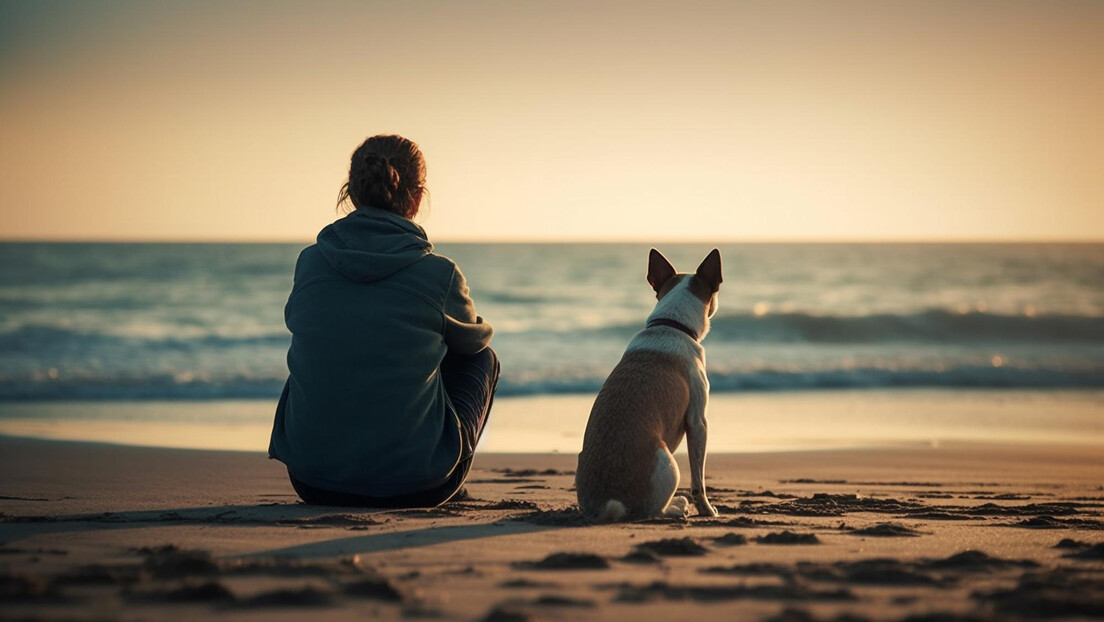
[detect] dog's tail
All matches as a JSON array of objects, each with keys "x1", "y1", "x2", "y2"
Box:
[{"x1": 596, "y1": 499, "x2": 628, "y2": 523}]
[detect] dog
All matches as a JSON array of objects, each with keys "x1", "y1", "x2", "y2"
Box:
[{"x1": 576, "y1": 248, "x2": 722, "y2": 521}]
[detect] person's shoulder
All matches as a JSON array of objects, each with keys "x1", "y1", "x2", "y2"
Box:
[
  {"x1": 288, "y1": 244, "x2": 342, "y2": 294},
  {"x1": 422, "y1": 251, "x2": 462, "y2": 279},
  {"x1": 416, "y1": 253, "x2": 471, "y2": 304},
  {"x1": 293, "y1": 244, "x2": 325, "y2": 273},
  {"x1": 297, "y1": 243, "x2": 321, "y2": 259}
]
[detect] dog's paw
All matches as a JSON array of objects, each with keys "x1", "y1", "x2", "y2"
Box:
[
  {"x1": 693, "y1": 496, "x2": 718, "y2": 517},
  {"x1": 664, "y1": 495, "x2": 691, "y2": 518}
]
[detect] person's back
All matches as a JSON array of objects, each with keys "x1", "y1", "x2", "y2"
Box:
[{"x1": 268, "y1": 135, "x2": 498, "y2": 508}]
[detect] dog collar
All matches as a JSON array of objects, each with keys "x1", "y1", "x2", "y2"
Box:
[{"x1": 646, "y1": 318, "x2": 699, "y2": 341}]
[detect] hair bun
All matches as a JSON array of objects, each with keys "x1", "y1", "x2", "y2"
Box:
[{"x1": 360, "y1": 153, "x2": 400, "y2": 192}]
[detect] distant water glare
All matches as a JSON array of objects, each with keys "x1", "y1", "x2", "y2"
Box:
[{"x1": 0, "y1": 242, "x2": 1102, "y2": 401}]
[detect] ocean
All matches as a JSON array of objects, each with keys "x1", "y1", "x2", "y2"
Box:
[{"x1": 0, "y1": 242, "x2": 1101, "y2": 451}]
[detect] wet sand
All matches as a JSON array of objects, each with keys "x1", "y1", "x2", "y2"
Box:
[
  {"x1": 3, "y1": 390, "x2": 1102, "y2": 454},
  {"x1": 1, "y1": 436, "x2": 1102, "y2": 621}
]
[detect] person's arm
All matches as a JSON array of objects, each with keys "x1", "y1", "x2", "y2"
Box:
[{"x1": 443, "y1": 264, "x2": 493, "y2": 354}]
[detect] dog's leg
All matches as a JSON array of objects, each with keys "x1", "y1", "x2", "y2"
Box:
[
  {"x1": 686, "y1": 383, "x2": 718, "y2": 517},
  {"x1": 649, "y1": 446, "x2": 684, "y2": 517},
  {"x1": 686, "y1": 415, "x2": 717, "y2": 516}
]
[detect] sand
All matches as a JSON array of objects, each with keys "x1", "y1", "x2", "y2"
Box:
[{"x1": 1, "y1": 435, "x2": 1102, "y2": 621}]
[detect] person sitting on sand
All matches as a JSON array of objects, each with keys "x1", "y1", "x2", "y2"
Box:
[{"x1": 269, "y1": 134, "x2": 498, "y2": 508}]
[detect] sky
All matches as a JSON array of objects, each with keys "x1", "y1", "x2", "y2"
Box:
[{"x1": 1, "y1": 0, "x2": 1101, "y2": 242}]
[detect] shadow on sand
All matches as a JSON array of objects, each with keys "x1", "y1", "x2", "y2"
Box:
[
  {"x1": 0, "y1": 502, "x2": 569, "y2": 557},
  {"x1": 243, "y1": 520, "x2": 560, "y2": 558}
]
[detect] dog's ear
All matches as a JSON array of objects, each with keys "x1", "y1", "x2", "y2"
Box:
[
  {"x1": 647, "y1": 248, "x2": 677, "y2": 293},
  {"x1": 695, "y1": 249, "x2": 722, "y2": 293}
]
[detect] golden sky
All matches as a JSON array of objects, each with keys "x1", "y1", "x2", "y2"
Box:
[{"x1": 1, "y1": 1, "x2": 1101, "y2": 242}]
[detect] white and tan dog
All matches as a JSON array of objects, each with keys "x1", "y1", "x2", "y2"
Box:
[{"x1": 576, "y1": 248, "x2": 722, "y2": 521}]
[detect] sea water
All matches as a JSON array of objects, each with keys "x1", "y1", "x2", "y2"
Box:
[{"x1": 0, "y1": 242, "x2": 1101, "y2": 451}]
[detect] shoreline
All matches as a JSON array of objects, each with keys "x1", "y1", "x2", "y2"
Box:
[
  {"x1": 4, "y1": 431, "x2": 1104, "y2": 458},
  {"x1": 0, "y1": 388, "x2": 1101, "y2": 454}
]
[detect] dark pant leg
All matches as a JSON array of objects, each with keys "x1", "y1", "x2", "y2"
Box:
[
  {"x1": 440, "y1": 346, "x2": 500, "y2": 458},
  {"x1": 288, "y1": 347, "x2": 500, "y2": 509}
]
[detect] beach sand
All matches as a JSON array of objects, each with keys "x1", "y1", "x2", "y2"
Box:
[{"x1": 1, "y1": 436, "x2": 1102, "y2": 621}]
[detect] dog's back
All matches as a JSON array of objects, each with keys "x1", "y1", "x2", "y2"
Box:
[{"x1": 576, "y1": 347, "x2": 692, "y2": 518}]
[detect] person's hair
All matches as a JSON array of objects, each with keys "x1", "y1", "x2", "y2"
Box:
[{"x1": 337, "y1": 135, "x2": 427, "y2": 218}]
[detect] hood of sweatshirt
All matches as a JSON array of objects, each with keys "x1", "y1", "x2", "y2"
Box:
[{"x1": 315, "y1": 208, "x2": 433, "y2": 282}]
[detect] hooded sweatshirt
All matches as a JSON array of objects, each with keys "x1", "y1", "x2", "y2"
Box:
[{"x1": 268, "y1": 207, "x2": 493, "y2": 497}]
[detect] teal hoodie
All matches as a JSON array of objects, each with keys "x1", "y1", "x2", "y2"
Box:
[{"x1": 268, "y1": 207, "x2": 493, "y2": 497}]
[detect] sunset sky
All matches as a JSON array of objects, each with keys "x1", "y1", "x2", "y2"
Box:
[{"x1": 1, "y1": 1, "x2": 1101, "y2": 242}]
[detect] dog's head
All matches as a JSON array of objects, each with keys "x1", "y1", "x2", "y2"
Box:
[{"x1": 646, "y1": 248, "x2": 722, "y2": 317}]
